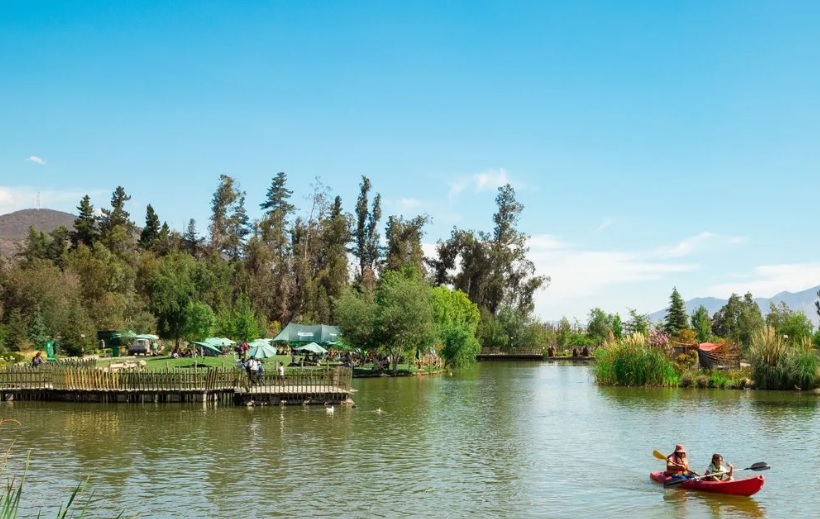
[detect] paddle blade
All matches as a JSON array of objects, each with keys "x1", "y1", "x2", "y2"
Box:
[
  {"x1": 746, "y1": 462, "x2": 770, "y2": 471},
  {"x1": 653, "y1": 450, "x2": 668, "y2": 460},
  {"x1": 663, "y1": 477, "x2": 689, "y2": 488}
]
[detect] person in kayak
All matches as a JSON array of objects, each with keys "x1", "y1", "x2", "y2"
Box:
[
  {"x1": 665, "y1": 444, "x2": 697, "y2": 479},
  {"x1": 704, "y1": 453, "x2": 734, "y2": 481}
]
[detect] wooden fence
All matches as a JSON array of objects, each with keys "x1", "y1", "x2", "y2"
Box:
[{"x1": 0, "y1": 365, "x2": 352, "y2": 393}]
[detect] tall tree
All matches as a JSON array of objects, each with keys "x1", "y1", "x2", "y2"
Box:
[
  {"x1": 586, "y1": 307, "x2": 613, "y2": 344},
  {"x1": 139, "y1": 204, "x2": 162, "y2": 250},
  {"x1": 71, "y1": 195, "x2": 98, "y2": 249},
  {"x1": 624, "y1": 308, "x2": 650, "y2": 335},
  {"x1": 765, "y1": 301, "x2": 814, "y2": 344},
  {"x1": 383, "y1": 214, "x2": 429, "y2": 275},
  {"x1": 691, "y1": 305, "x2": 712, "y2": 343},
  {"x1": 209, "y1": 174, "x2": 240, "y2": 256},
  {"x1": 663, "y1": 287, "x2": 690, "y2": 336},
  {"x1": 352, "y1": 176, "x2": 382, "y2": 281},
  {"x1": 432, "y1": 184, "x2": 547, "y2": 316},
  {"x1": 712, "y1": 292, "x2": 764, "y2": 348},
  {"x1": 181, "y1": 218, "x2": 204, "y2": 257},
  {"x1": 98, "y1": 186, "x2": 135, "y2": 254}
]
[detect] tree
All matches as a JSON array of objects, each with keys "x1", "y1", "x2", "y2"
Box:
[
  {"x1": 431, "y1": 184, "x2": 547, "y2": 316},
  {"x1": 71, "y1": 195, "x2": 98, "y2": 249},
  {"x1": 611, "y1": 313, "x2": 624, "y2": 340},
  {"x1": 663, "y1": 287, "x2": 690, "y2": 336},
  {"x1": 765, "y1": 302, "x2": 814, "y2": 344},
  {"x1": 181, "y1": 301, "x2": 216, "y2": 342},
  {"x1": 374, "y1": 269, "x2": 436, "y2": 375},
  {"x1": 209, "y1": 174, "x2": 240, "y2": 256},
  {"x1": 383, "y1": 214, "x2": 430, "y2": 275},
  {"x1": 691, "y1": 305, "x2": 712, "y2": 343},
  {"x1": 624, "y1": 308, "x2": 650, "y2": 336},
  {"x1": 98, "y1": 186, "x2": 135, "y2": 254},
  {"x1": 431, "y1": 286, "x2": 480, "y2": 367},
  {"x1": 334, "y1": 286, "x2": 379, "y2": 353},
  {"x1": 139, "y1": 204, "x2": 162, "y2": 250},
  {"x1": 352, "y1": 175, "x2": 382, "y2": 281},
  {"x1": 712, "y1": 292, "x2": 764, "y2": 348},
  {"x1": 586, "y1": 308, "x2": 613, "y2": 345},
  {"x1": 181, "y1": 219, "x2": 204, "y2": 257},
  {"x1": 149, "y1": 253, "x2": 200, "y2": 349}
]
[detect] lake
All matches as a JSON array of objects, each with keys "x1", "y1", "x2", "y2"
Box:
[{"x1": 1, "y1": 362, "x2": 817, "y2": 518}]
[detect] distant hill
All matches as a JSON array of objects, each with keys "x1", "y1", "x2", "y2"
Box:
[
  {"x1": 0, "y1": 208, "x2": 76, "y2": 260},
  {"x1": 649, "y1": 285, "x2": 820, "y2": 326}
]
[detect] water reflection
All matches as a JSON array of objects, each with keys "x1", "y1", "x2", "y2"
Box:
[{"x1": 1, "y1": 364, "x2": 818, "y2": 518}]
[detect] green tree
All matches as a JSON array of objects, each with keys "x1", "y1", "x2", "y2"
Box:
[
  {"x1": 98, "y1": 186, "x2": 135, "y2": 254},
  {"x1": 209, "y1": 174, "x2": 241, "y2": 256},
  {"x1": 624, "y1": 309, "x2": 650, "y2": 336},
  {"x1": 712, "y1": 292, "x2": 764, "y2": 349},
  {"x1": 555, "y1": 317, "x2": 572, "y2": 347},
  {"x1": 586, "y1": 308, "x2": 613, "y2": 345},
  {"x1": 182, "y1": 301, "x2": 216, "y2": 342},
  {"x1": 690, "y1": 305, "x2": 712, "y2": 343},
  {"x1": 70, "y1": 195, "x2": 98, "y2": 249},
  {"x1": 139, "y1": 204, "x2": 162, "y2": 250},
  {"x1": 611, "y1": 314, "x2": 624, "y2": 340},
  {"x1": 28, "y1": 306, "x2": 50, "y2": 350},
  {"x1": 352, "y1": 175, "x2": 382, "y2": 282},
  {"x1": 431, "y1": 184, "x2": 547, "y2": 316},
  {"x1": 663, "y1": 287, "x2": 690, "y2": 336},
  {"x1": 383, "y1": 214, "x2": 429, "y2": 275},
  {"x1": 374, "y1": 269, "x2": 436, "y2": 375},
  {"x1": 333, "y1": 286, "x2": 379, "y2": 353},
  {"x1": 149, "y1": 253, "x2": 200, "y2": 348},
  {"x1": 182, "y1": 219, "x2": 204, "y2": 257},
  {"x1": 430, "y1": 286, "x2": 480, "y2": 367},
  {"x1": 765, "y1": 302, "x2": 814, "y2": 344}
]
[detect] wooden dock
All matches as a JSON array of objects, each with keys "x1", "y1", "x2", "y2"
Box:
[
  {"x1": 0, "y1": 363, "x2": 354, "y2": 406},
  {"x1": 476, "y1": 348, "x2": 594, "y2": 362}
]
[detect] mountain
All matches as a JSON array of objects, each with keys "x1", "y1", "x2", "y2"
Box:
[
  {"x1": 0, "y1": 208, "x2": 76, "y2": 260},
  {"x1": 649, "y1": 285, "x2": 820, "y2": 326}
]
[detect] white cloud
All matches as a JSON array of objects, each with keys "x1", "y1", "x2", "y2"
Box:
[
  {"x1": 653, "y1": 232, "x2": 745, "y2": 259},
  {"x1": 395, "y1": 197, "x2": 422, "y2": 211},
  {"x1": 706, "y1": 262, "x2": 820, "y2": 299},
  {"x1": 596, "y1": 218, "x2": 613, "y2": 232},
  {"x1": 26, "y1": 156, "x2": 46, "y2": 165},
  {"x1": 448, "y1": 168, "x2": 511, "y2": 198}
]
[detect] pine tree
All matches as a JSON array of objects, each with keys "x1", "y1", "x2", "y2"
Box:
[
  {"x1": 663, "y1": 287, "x2": 689, "y2": 336},
  {"x1": 139, "y1": 204, "x2": 162, "y2": 250},
  {"x1": 71, "y1": 195, "x2": 98, "y2": 249}
]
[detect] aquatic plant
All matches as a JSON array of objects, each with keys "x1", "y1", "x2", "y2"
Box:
[
  {"x1": 593, "y1": 333, "x2": 678, "y2": 386},
  {"x1": 749, "y1": 327, "x2": 819, "y2": 390}
]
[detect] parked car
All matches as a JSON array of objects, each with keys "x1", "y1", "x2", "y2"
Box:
[{"x1": 128, "y1": 338, "x2": 151, "y2": 356}]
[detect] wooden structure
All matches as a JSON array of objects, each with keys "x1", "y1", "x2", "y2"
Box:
[
  {"x1": 0, "y1": 363, "x2": 353, "y2": 406},
  {"x1": 477, "y1": 348, "x2": 544, "y2": 360},
  {"x1": 696, "y1": 342, "x2": 741, "y2": 369}
]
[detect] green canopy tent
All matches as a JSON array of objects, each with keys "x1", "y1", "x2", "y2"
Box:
[
  {"x1": 193, "y1": 341, "x2": 222, "y2": 357},
  {"x1": 135, "y1": 333, "x2": 159, "y2": 341},
  {"x1": 204, "y1": 337, "x2": 235, "y2": 348},
  {"x1": 247, "y1": 339, "x2": 277, "y2": 359},
  {"x1": 293, "y1": 342, "x2": 328, "y2": 355},
  {"x1": 272, "y1": 323, "x2": 341, "y2": 345}
]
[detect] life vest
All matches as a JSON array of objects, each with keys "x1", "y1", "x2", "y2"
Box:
[
  {"x1": 665, "y1": 454, "x2": 689, "y2": 475},
  {"x1": 708, "y1": 462, "x2": 730, "y2": 480}
]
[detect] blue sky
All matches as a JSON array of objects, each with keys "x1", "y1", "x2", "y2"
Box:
[{"x1": 2, "y1": 1, "x2": 819, "y2": 322}]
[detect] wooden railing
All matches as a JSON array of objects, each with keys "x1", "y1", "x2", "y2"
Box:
[{"x1": 0, "y1": 365, "x2": 352, "y2": 393}]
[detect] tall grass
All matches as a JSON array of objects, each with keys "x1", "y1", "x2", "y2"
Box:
[
  {"x1": 749, "y1": 327, "x2": 819, "y2": 390},
  {"x1": 593, "y1": 333, "x2": 679, "y2": 386}
]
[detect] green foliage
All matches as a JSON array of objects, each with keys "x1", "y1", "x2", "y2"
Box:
[
  {"x1": 663, "y1": 287, "x2": 689, "y2": 336},
  {"x1": 440, "y1": 324, "x2": 481, "y2": 368},
  {"x1": 691, "y1": 305, "x2": 712, "y2": 343},
  {"x1": 182, "y1": 301, "x2": 216, "y2": 342},
  {"x1": 624, "y1": 309, "x2": 650, "y2": 336},
  {"x1": 219, "y1": 293, "x2": 260, "y2": 342},
  {"x1": 555, "y1": 317, "x2": 572, "y2": 347},
  {"x1": 586, "y1": 308, "x2": 614, "y2": 345},
  {"x1": 765, "y1": 301, "x2": 814, "y2": 344},
  {"x1": 712, "y1": 292, "x2": 764, "y2": 349},
  {"x1": 749, "y1": 327, "x2": 819, "y2": 390},
  {"x1": 352, "y1": 175, "x2": 382, "y2": 281},
  {"x1": 593, "y1": 333, "x2": 679, "y2": 386}
]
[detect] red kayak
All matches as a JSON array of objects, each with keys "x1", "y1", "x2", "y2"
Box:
[{"x1": 650, "y1": 471, "x2": 765, "y2": 497}]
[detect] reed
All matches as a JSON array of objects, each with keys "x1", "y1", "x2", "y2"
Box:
[
  {"x1": 749, "y1": 327, "x2": 819, "y2": 390},
  {"x1": 593, "y1": 333, "x2": 679, "y2": 387}
]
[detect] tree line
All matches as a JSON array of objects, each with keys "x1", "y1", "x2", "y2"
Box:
[{"x1": 0, "y1": 174, "x2": 547, "y2": 369}]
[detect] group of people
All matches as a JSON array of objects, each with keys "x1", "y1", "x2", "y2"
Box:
[
  {"x1": 240, "y1": 357, "x2": 286, "y2": 385},
  {"x1": 665, "y1": 444, "x2": 734, "y2": 481}
]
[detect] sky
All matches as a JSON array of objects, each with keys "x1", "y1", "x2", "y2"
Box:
[{"x1": 2, "y1": 1, "x2": 820, "y2": 323}]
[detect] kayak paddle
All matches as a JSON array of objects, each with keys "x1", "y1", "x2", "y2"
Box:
[
  {"x1": 664, "y1": 462, "x2": 770, "y2": 488},
  {"x1": 653, "y1": 450, "x2": 667, "y2": 460}
]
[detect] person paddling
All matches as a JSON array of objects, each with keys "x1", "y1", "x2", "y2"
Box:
[
  {"x1": 704, "y1": 453, "x2": 734, "y2": 481},
  {"x1": 665, "y1": 444, "x2": 697, "y2": 479}
]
